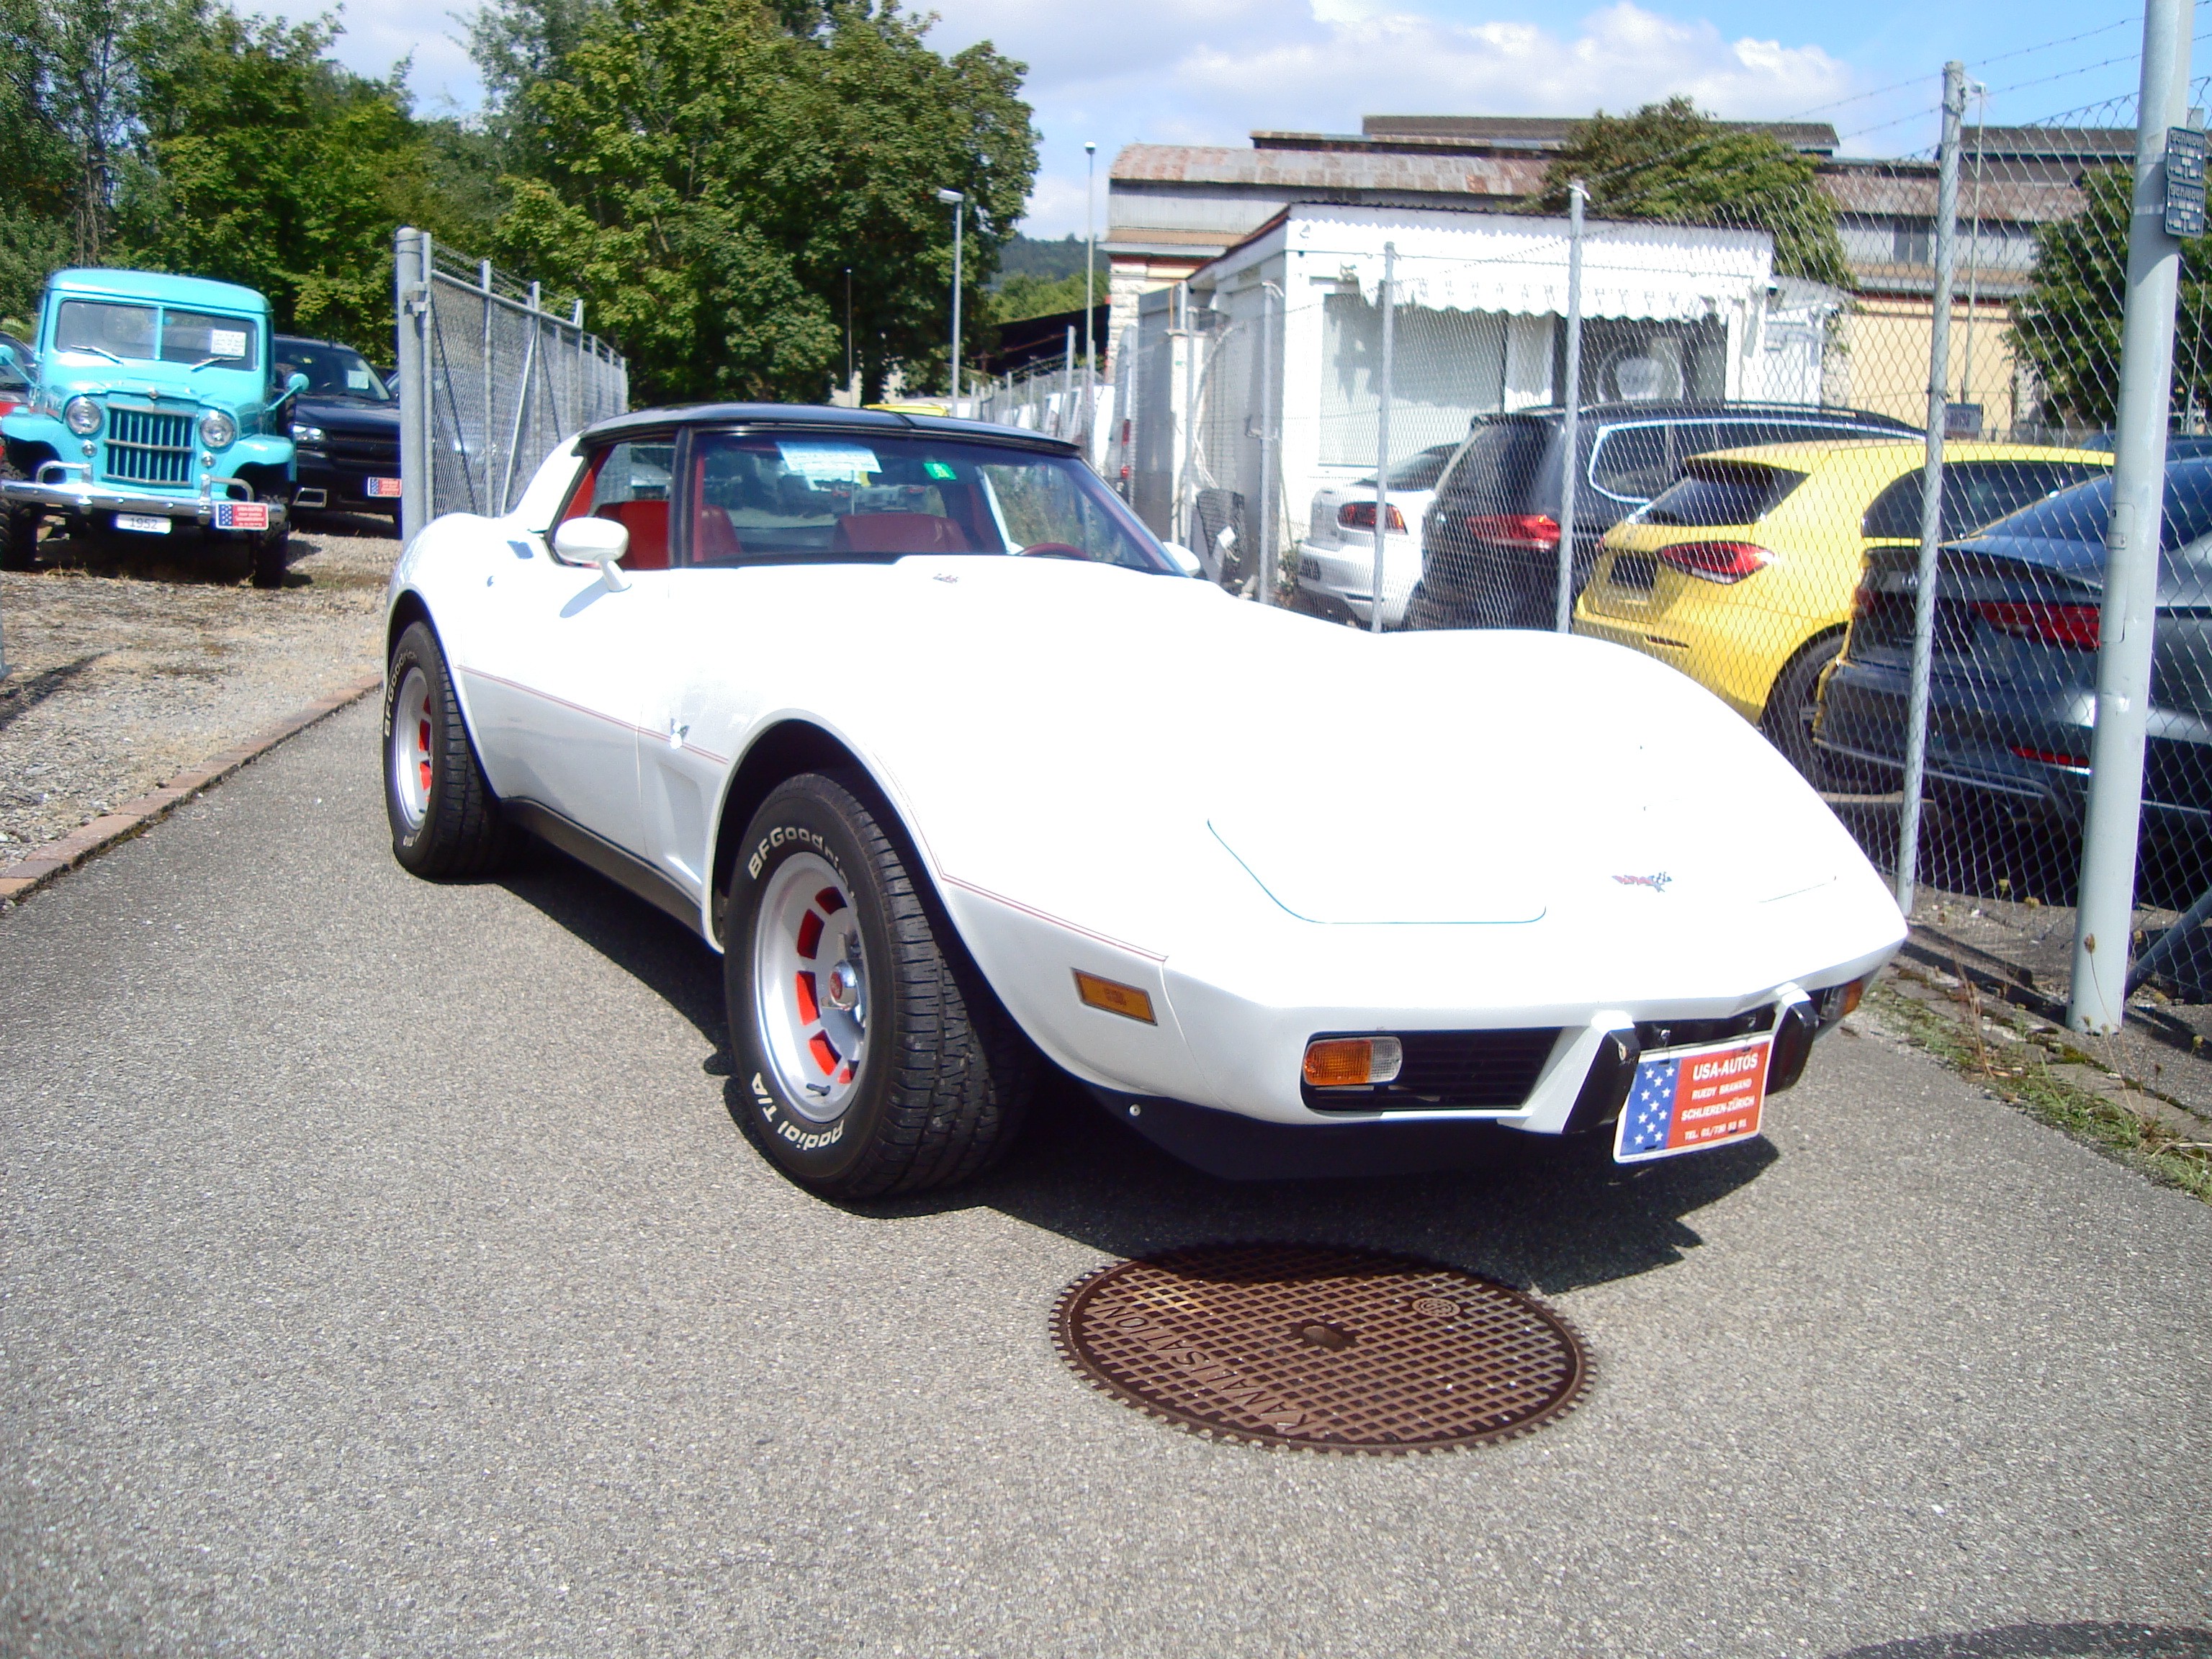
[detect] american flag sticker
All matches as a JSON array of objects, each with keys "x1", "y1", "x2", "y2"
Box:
[
  {"x1": 214, "y1": 500, "x2": 270, "y2": 531},
  {"x1": 1614, "y1": 1036, "x2": 1771, "y2": 1164},
  {"x1": 366, "y1": 477, "x2": 403, "y2": 498}
]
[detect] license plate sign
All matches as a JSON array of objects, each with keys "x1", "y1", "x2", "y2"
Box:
[
  {"x1": 1614, "y1": 1035, "x2": 1771, "y2": 1163},
  {"x1": 114, "y1": 513, "x2": 170, "y2": 535},
  {"x1": 214, "y1": 500, "x2": 269, "y2": 531},
  {"x1": 364, "y1": 477, "x2": 403, "y2": 498}
]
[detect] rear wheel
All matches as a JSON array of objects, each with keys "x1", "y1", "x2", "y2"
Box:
[
  {"x1": 1403, "y1": 582, "x2": 1455, "y2": 631},
  {"x1": 384, "y1": 619, "x2": 514, "y2": 876},
  {"x1": 1761, "y1": 631, "x2": 1845, "y2": 786},
  {"x1": 724, "y1": 773, "x2": 1035, "y2": 1197}
]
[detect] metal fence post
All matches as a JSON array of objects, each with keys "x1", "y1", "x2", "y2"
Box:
[
  {"x1": 1258, "y1": 281, "x2": 1280, "y2": 605},
  {"x1": 1896, "y1": 62, "x2": 1967, "y2": 917},
  {"x1": 1555, "y1": 181, "x2": 1587, "y2": 633},
  {"x1": 2070, "y1": 1, "x2": 2193, "y2": 1032},
  {"x1": 1372, "y1": 243, "x2": 1395, "y2": 634},
  {"x1": 395, "y1": 227, "x2": 431, "y2": 546}
]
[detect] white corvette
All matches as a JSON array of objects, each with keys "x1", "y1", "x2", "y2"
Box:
[{"x1": 384, "y1": 405, "x2": 1904, "y2": 1195}]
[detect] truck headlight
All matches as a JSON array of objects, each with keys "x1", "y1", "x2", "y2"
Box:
[
  {"x1": 63, "y1": 395, "x2": 102, "y2": 436},
  {"x1": 197, "y1": 409, "x2": 236, "y2": 449},
  {"x1": 290, "y1": 423, "x2": 325, "y2": 445}
]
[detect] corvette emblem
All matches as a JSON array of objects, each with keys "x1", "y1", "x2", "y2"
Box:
[{"x1": 1613, "y1": 872, "x2": 1672, "y2": 892}]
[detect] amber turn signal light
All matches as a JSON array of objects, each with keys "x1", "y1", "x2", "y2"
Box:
[
  {"x1": 1302, "y1": 1035, "x2": 1404, "y2": 1088},
  {"x1": 1074, "y1": 969, "x2": 1156, "y2": 1024}
]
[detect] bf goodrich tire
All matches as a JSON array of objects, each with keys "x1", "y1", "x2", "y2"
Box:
[
  {"x1": 725, "y1": 773, "x2": 1036, "y2": 1198},
  {"x1": 384, "y1": 620, "x2": 514, "y2": 876}
]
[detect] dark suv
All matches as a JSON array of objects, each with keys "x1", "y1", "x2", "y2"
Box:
[
  {"x1": 274, "y1": 334, "x2": 401, "y2": 519},
  {"x1": 1411, "y1": 401, "x2": 1917, "y2": 630}
]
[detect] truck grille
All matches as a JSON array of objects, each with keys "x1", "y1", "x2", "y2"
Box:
[
  {"x1": 328, "y1": 431, "x2": 399, "y2": 467},
  {"x1": 103, "y1": 408, "x2": 194, "y2": 485}
]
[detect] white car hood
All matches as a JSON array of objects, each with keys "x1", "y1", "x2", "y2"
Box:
[{"x1": 819, "y1": 557, "x2": 1880, "y2": 959}]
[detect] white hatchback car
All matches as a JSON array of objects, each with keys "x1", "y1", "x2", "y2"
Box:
[{"x1": 1298, "y1": 444, "x2": 1460, "y2": 628}]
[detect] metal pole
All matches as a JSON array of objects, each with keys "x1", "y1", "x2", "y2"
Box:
[
  {"x1": 1555, "y1": 182, "x2": 1587, "y2": 632},
  {"x1": 1063, "y1": 325, "x2": 1074, "y2": 439},
  {"x1": 845, "y1": 267, "x2": 853, "y2": 400},
  {"x1": 2070, "y1": 1, "x2": 2193, "y2": 1033},
  {"x1": 1258, "y1": 280, "x2": 1280, "y2": 605},
  {"x1": 1896, "y1": 62, "x2": 1966, "y2": 917},
  {"x1": 1181, "y1": 296, "x2": 1200, "y2": 545},
  {"x1": 480, "y1": 260, "x2": 493, "y2": 523},
  {"x1": 951, "y1": 201, "x2": 963, "y2": 407},
  {"x1": 396, "y1": 227, "x2": 431, "y2": 545},
  {"x1": 1085, "y1": 142, "x2": 1097, "y2": 458},
  {"x1": 1372, "y1": 243, "x2": 1395, "y2": 634}
]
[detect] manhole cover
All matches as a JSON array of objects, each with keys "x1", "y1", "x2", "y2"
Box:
[{"x1": 1053, "y1": 1243, "x2": 1588, "y2": 1453}]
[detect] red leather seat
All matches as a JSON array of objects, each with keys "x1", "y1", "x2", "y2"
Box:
[
  {"x1": 830, "y1": 512, "x2": 970, "y2": 554},
  {"x1": 594, "y1": 498, "x2": 670, "y2": 570},
  {"x1": 691, "y1": 492, "x2": 744, "y2": 563}
]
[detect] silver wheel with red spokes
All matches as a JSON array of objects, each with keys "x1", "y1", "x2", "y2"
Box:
[
  {"x1": 390, "y1": 665, "x2": 433, "y2": 833},
  {"x1": 752, "y1": 851, "x2": 868, "y2": 1122}
]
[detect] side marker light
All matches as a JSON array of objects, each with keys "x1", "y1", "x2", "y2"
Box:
[{"x1": 1074, "y1": 970, "x2": 1156, "y2": 1025}]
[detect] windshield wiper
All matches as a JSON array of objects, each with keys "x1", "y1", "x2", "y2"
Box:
[
  {"x1": 67, "y1": 344, "x2": 126, "y2": 364},
  {"x1": 186, "y1": 356, "x2": 236, "y2": 371}
]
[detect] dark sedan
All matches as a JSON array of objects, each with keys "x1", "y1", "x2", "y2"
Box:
[
  {"x1": 274, "y1": 335, "x2": 401, "y2": 519},
  {"x1": 1816, "y1": 457, "x2": 2212, "y2": 835}
]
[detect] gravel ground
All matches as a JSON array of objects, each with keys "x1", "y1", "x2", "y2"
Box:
[{"x1": 0, "y1": 512, "x2": 395, "y2": 853}]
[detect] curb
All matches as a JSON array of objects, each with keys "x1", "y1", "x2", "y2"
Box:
[{"x1": 0, "y1": 670, "x2": 385, "y2": 906}]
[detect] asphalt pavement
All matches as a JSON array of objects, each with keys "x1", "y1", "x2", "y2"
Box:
[{"x1": 2, "y1": 698, "x2": 2208, "y2": 1658}]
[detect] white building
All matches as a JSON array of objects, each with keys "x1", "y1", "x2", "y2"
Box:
[{"x1": 1121, "y1": 202, "x2": 1842, "y2": 549}]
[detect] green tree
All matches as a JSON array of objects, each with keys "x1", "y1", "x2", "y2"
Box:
[
  {"x1": 484, "y1": 0, "x2": 1035, "y2": 403},
  {"x1": 1532, "y1": 97, "x2": 1852, "y2": 288},
  {"x1": 117, "y1": 11, "x2": 494, "y2": 352},
  {"x1": 2010, "y1": 163, "x2": 2212, "y2": 430},
  {"x1": 988, "y1": 270, "x2": 1090, "y2": 323},
  {"x1": 0, "y1": 0, "x2": 200, "y2": 264}
]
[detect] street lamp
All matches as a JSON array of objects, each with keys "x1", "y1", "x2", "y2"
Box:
[
  {"x1": 937, "y1": 187, "x2": 964, "y2": 406},
  {"x1": 1083, "y1": 143, "x2": 1097, "y2": 409}
]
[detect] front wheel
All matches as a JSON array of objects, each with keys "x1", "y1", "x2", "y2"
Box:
[
  {"x1": 249, "y1": 501, "x2": 292, "y2": 588},
  {"x1": 724, "y1": 773, "x2": 1035, "y2": 1197},
  {"x1": 0, "y1": 459, "x2": 40, "y2": 570},
  {"x1": 384, "y1": 620, "x2": 515, "y2": 876}
]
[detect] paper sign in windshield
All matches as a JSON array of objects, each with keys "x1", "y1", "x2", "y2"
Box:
[
  {"x1": 1614, "y1": 1036, "x2": 1769, "y2": 1163},
  {"x1": 777, "y1": 441, "x2": 879, "y2": 482},
  {"x1": 346, "y1": 368, "x2": 372, "y2": 390},
  {"x1": 209, "y1": 329, "x2": 247, "y2": 358}
]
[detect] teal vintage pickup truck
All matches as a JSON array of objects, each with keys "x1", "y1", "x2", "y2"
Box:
[{"x1": 0, "y1": 268, "x2": 310, "y2": 586}]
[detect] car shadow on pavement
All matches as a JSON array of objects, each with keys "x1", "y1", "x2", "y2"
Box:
[{"x1": 499, "y1": 845, "x2": 1779, "y2": 1298}]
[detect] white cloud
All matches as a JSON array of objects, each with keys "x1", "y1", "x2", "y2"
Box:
[{"x1": 922, "y1": 0, "x2": 1853, "y2": 234}]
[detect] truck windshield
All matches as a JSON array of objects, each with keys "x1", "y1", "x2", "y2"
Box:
[
  {"x1": 274, "y1": 339, "x2": 390, "y2": 402},
  {"x1": 53, "y1": 300, "x2": 260, "y2": 369}
]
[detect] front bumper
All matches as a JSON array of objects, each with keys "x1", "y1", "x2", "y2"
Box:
[
  {"x1": 292, "y1": 454, "x2": 400, "y2": 513},
  {"x1": 0, "y1": 462, "x2": 287, "y2": 530}
]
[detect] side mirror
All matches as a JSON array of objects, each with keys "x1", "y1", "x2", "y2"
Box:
[
  {"x1": 552, "y1": 515, "x2": 631, "y2": 590},
  {"x1": 285, "y1": 371, "x2": 309, "y2": 398},
  {"x1": 1157, "y1": 540, "x2": 1203, "y2": 578}
]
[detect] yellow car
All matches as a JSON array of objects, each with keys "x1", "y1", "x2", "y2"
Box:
[{"x1": 1573, "y1": 439, "x2": 2110, "y2": 778}]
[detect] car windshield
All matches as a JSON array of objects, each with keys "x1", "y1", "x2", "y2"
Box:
[
  {"x1": 276, "y1": 338, "x2": 391, "y2": 402},
  {"x1": 1983, "y1": 462, "x2": 2212, "y2": 553},
  {"x1": 54, "y1": 300, "x2": 259, "y2": 369},
  {"x1": 1642, "y1": 461, "x2": 1807, "y2": 526},
  {"x1": 673, "y1": 431, "x2": 1174, "y2": 571}
]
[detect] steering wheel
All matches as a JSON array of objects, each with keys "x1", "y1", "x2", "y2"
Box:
[{"x1": 1017, "y1": 541, "x2": 1091, "y2": 561}]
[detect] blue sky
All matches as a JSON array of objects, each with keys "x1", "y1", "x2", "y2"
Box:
[{"x1": 286, "y1": 0, "x2": 2189, "y2": 237}]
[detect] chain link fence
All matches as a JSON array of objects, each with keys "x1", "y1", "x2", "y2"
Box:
[
  {"x1": 393, "y1": 228, "x2": 629, "y2": 541},
  {"x1": 1110, "y1": 31, "x2": 2212, "y2": 1035}
]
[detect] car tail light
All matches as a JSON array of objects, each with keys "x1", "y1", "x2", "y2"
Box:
[
  {"x1": 2010, "y1": 745, "x2": 2090, "y2": 768},
  {"x1": 1852, "y1": 581, "x2": 1879, "y2": 620},
  {"x1": 1463, "y1": 513, "x2": 1560, "y2": 552},
  {"x1": 1656, "y1": 541, "x2": 1772, "y2": 583},
  {"x1": 1303, "y1": 1035, "x2": 1403, "y2": 1088},
  {"x1": 1974, "y1": 601, "x2": 2100, "y2": 649},
  {"x1": 1339, "y1": 501, "x2": 1407, "y2": 533}
]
